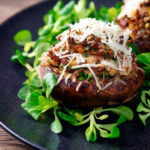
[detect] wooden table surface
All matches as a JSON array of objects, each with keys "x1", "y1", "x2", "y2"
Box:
[{"x1": 0, "y1": 1, "x2": 43, "y2": 149}]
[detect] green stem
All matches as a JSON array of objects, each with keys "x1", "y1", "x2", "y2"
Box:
[
  {"x1": 28, "y1": 52, "x2": 36, "y2": 58},
  {"x1": 94, "y1": 107, "x2": 120, "y2": 115},
  {"x1": 54, "y1": 107, "x2": 57, "y2": 116},
  {"x1": 70, "y1": 117, "x2": 90, "y2": 126},
  {"x1": 89, "y1": 114, "x2": 95, "y2": 130},
  {"x1": 25, "y1": 63, "x2": 34, "y2": 72}
]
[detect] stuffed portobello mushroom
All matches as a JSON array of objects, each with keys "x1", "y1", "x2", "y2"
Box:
[
  {"x1": 38, "y1": 18, "x2": 145, "y2": 108},
  {"x1": 117, "y1": 0, "x2": 150, "y2": 52}
]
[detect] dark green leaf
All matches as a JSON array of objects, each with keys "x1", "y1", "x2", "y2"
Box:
[
  {"x1": 86, "y1": 73, "x2": 92, "y2": 81},
  {"x1": 84, "y1": 54, "x2": 89, "y2": 57},
  {"x1": 42, "y1": 73, "x2": 57, "y2": 97},
  {"x1": 21, "y1": 92, "x2": 42, "y2": 120},
  {"x1": 59, "y1": 1, "x2": 75, "y2": 15},
  {"x1": 63, "y1": 106, "x2": 83, "y2": 116},
  {"x1": 85, "y1": 125, "x2": 97, "y2": 142},
  {"x1": 58, "y1": 111, "x2": 78, "y2": 123},
  {"x1": 75, "y1": 0, "x2": 87, "y2": 15},
  {"x1": 34, "y1": 42, "x2": 50, "y2": 67},
  {"x1": 31, "y1": 75, "x2": 41, "y2": 88},
  {"x1": 138, "y1": 53, "x2": 150, "y2": 66},
  {"x1": 39, "y1": 28, "x2": 51, "y2": 36},
  {"x1": 18, "y1": 85, "x2": 31, "y2": 101},
  {"x1": 99, "y1": 7, "x2": 108, "y2": 22},
  {"x1": 38, "y1": 96, "x2": 58, "y2": 113},
  {"x1": 51, "y1": 116, "x2": 62, "y2": 134},
  {"x1": 54, "y1": 0, "x2": 64, "y2": 12},
  {"x1": 116, "y1": 115, "x2": 127, "y2": 126},
  {"x1": 22, "y1": 92, "x2": 57, "y2": 120},
  {"x1": 11, "y1": 52, "x2": 29, "y2": 63},
  {"x1": 89, "y1": 2, "x2": 99, "y2": 19},
  {"x1": 137, "y1": 90, "x2": 150, "y2": 126},
  {"x1": 105, "y1": 106, "x2": 134, "y2": 121},
  {"x1": 14, "y1": 30, "x2": 32, "y2": 46},
  {"x1": 16, "y1": 50, "x2": 26, "y2": 66},
  {"x1": 100, "y1": 126, "x2": 120, "y2": 138},
  {"x1": 99, "y1": 115, "x2": 125, "y2": 138},
  {"x1": 137, "y1": 103, "x2": 150, "y2": 113},
  {"x1": 127, "y1": 43, "x2": 140, "y2": 55},
  {"x1": 51, "y1": 109, "x2": 62, "y2": 133},
  {"x1": 115, "y1": 2, "x2": 122, "y2": 10},
  {"x1": 138, "y1": 113, "x2": 150, "y2": 126},
  {"x1": 11, "y1": 55, "x2": 18, "y2": 63},
  {"x1": 44, "y1": 12, "x2": 55, "y2": 25}
]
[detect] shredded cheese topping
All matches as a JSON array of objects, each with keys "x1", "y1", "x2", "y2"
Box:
[
  {"x1": 76, "y1": 81, "x2": 82, "y2": 91},
  {"x1": 65, "y1": 74, "x2": 72, "y2": 85},
  {"x1": 102, "y1": 81, "x2": 113, "y2": 90},
  {"x1": 47, "y1": 18, "x2": 133, "y2": 91},
  {"x1": 118, "y1": 0, "x2": 148, "y2": 19}
]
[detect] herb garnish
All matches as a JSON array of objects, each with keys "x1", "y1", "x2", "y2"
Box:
[
  {"x1": 78, "y1": 71, "x2": 92, "y2": 81},
  {"x1": 84, "y1": 53, "x2": 89, "y2": 57}
]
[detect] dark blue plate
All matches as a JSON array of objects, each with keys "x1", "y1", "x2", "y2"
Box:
[{"x1": 0, "y1": 0, "x2": 149, "y2": 150}]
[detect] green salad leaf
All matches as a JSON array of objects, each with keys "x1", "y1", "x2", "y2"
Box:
[
  {"x1": 14, "y1": 30, "x2": 32, "y2": 46},
  {"x1": 42, "y1": 73, "x2": 57, "y2": 99},
  {"x1": 30, "y1": 75, "x2": 42, "y2": 88},
  {"x1": 99, "y1": 3, "x2": 122, "y2": 22},
  {"x1": 51, "y1": 108, "x2": 62, "y2": 133},
  {"x1": 137, "y1": 90, "x2": 150, "y2": 125},
  {"x1": 59, "y1": 1, "x2": 75, "y2": 15},
  {"x1": 85, "y1": 115, "x2": 97, "y2": 142},
  {"x1": 22, "y1": 92, "x2": 58, "y2": 120},
  {"x1": 101, "y1": 106, "x2": 134, "y2": 121},
  {"x1": 33, "y1": 42, "x2": 50, "y2": 67},
  {"x1": 16, "y1": 49, "x2": 26, "y2": 66},
  {"x1": 57, "y1": 106, "x2": 133, "y2": 141},
  {"x1": 127, "y1": 43, "x2": 141, "y2": 55},
  {"x1": 18, "y1": 85, "x2": 31, "y2": 101},
  {"x1": 137, "y1": 53, "x2": 150, "y2": 88},
  {"x1": 138, "y1": 53, "x2": 150, "y2": 68}
]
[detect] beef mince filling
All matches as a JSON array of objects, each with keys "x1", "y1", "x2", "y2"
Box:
[
  {"x1": 39, "y1": 18, "x2": 145, "y2": 107},
  {"x1": 117, "y1": 0, "x2": 150, "y2": 51},
  {"x1": 47, "y1": 35, "x2": 136, "y2": 81}
]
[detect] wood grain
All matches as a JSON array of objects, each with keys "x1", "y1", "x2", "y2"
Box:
[
  {"x1": 0, "y1": 1, "x2": 43, "y2": 149},
  {"x1": 0, "y1": 0, "x2": 43, "y2": 23},
  {"x1": 0, "y1": 128, "x2": 35, "y2": 150}
]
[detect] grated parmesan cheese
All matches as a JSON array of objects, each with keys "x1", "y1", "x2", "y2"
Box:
[
  {"x1": 114, "y1": 76, "x2": 126, "y2": 85},
  {"x1": 57, "y1": 58, "x2": 73, "y2": 85},
  {"x1": 101, "y1": 60, "x2": 125, "y2": 71},
  {"x1": 71, "y1": 64, "x2": 104, "y2": 69},
  {"x1": 76, "y1": 81, "x2": 82, "y2": 91},
  {"x1": 72, "y1": 76, "x2": 77, "y2": 83},
  {"x1": 87, "y1": 66, "x2": 102, "y2": 90},
  {"x1": 65, "y1": 74, "x2": 72, "y2": 85},
  {"x1": 102, "y1": 82, "x2": 113, "y2": 90}
]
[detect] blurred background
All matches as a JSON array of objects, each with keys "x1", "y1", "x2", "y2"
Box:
[{"x1": 0, "y1": 0, "x2": 43, "y2": 24}]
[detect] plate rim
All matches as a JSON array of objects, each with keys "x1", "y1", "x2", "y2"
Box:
[{"x1": 0, "y1": 121, "x2": 45, "y2": 150}]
